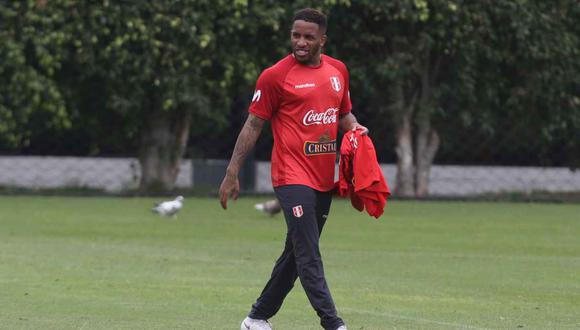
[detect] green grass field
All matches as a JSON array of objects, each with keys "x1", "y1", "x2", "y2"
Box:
[{"x1": 0, "y1": 196, "x2": 578, "y2": 329}]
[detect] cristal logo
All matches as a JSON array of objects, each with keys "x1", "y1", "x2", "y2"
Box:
[{"x1": 302, "y1": 108, "x2": 338, "y2": 126}]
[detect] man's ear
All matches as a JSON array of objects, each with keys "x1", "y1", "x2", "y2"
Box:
[{"x1": 321, "y1": 34, "x2": 327, "y2": 47}]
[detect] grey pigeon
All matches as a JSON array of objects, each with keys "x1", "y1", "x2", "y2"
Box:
[
  {"x1": 254, "y1": 199, "x2": 282, "y2": 216},
  {"x1": 152, "y1": 196, "x2": 184, "y2": 218}
]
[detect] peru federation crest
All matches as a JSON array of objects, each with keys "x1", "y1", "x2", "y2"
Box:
[
  {"x1": 330, "y1": 76, "x2": 341, "y2": 92},
  {"x1": 292, "y1": 205, "x2": 304, "y2": 218}
]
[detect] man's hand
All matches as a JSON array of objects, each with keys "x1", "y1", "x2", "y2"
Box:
[
  {"x1": 219, "y1": 172, "x2": 240, "y2": 210},
  {"x1": 339, "y1": 112, "x2": 369, "y2": 135},
  {"x1": 351, "y1": 122, "x2": 369, "y2": 135}
]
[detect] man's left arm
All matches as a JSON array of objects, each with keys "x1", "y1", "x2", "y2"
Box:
[{"x1": 339, "y1": 112, "x2": 369, "y2": 135}]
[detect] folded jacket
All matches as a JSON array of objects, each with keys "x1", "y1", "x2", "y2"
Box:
[{"x1": 338, "y1": 129, "x2": 391, "y2": 218}]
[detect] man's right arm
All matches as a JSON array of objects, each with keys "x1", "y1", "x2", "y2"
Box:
[{"x1": 219, "y1": 114, "x2": 266, "y2": 209}]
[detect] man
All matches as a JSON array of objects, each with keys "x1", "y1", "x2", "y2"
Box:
[{"x1": 219, "y1": 8, "x2": 367, "y2": 330}]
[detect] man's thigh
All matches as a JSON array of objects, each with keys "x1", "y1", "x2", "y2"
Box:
[{"x1": 274, "y1": 185, "x2": 320, "y2": 260}]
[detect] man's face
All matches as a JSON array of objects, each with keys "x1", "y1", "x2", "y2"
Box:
[{"x1": 291, "y1": 20, "x2": 327, "y2": 66}]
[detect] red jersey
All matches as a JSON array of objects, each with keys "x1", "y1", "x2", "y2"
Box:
[{"x1": 249, "y1": 54, "x2": 352, "y2": 191}]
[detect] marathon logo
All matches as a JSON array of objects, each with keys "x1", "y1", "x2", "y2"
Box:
[{"x1": 304, "y1": 140, "x2": 337, "y2": 156}]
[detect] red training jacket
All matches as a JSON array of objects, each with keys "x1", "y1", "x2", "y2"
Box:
[{"x1": 338, "y1": 129, "x2": 391, "y2": 218}]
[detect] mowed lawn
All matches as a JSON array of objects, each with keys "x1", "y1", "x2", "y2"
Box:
[{"x1": 0, "y1": 196, "x2": 578, "y2": 330}]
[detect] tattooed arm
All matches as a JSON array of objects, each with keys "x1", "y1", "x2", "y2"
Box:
[{"x1": 219, "y1": 114, "x2": 266, "y2": 209}]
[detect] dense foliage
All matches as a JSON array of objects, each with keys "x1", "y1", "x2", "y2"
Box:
[{"x1": 1, "y1": 1, "x2": 578, "y2": 191}]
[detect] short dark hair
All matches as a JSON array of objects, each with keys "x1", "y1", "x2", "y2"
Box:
[{"x1": 293, "y1": 8, "x2": 327, "y2": 33}]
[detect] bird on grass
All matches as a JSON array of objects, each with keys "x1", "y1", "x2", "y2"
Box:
[
  {"x1": 254, "y1": 199, "x2": 282, "y2": 216},
  {"x1": 152, "y1": 196, "x2": 184, "y2": 218}
]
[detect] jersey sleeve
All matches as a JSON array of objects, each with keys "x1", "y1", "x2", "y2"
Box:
[
  {"x1": 339, "y1": 65, "x2": 353, "y2": 115},
  {"x1": 248, "y1": 68, "x2": 281, "y2": 120}
]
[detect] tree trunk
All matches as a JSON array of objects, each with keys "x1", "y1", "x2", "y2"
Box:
[
  {"x1": 395, "y1": 110, "x2": 415, "y2": 197},
  {"x1": 390, "y1": 81, "x2": 416, "y2": 197},
  {"x1": 139, "y1": 109, "x2": 191, "y2": 192},
  {"x1": 415, "y1": 117, "x2": 440, "y2": 197},
  {"x1": 414, "y1": 51, "x2": 441, "y2": 197}
]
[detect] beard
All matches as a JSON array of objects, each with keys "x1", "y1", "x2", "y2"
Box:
[{"x1": 293, "y1": 45, "x2": 321, "y2": 65}]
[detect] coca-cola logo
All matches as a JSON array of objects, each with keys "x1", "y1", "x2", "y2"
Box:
[{"x1": 302, "y1": 108, "x2": 338, "y2": 126}]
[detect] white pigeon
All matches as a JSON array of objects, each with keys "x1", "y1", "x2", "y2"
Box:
[
  {"x1": 254, "y1": 199, "x2": 282, "y2": 216},
  {"x1": 152, "y1": 196, "x2": 184, "y2": 218}
]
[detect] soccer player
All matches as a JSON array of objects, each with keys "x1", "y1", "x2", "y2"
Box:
[{"x1": 219, "y1": 8, "x2": 367, "y2": 330}]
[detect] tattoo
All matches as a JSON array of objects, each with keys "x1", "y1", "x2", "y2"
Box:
[
  {"x1": 227, "y1": 115, "x2": 265, "y2": 176},
  {"x1": 246, "y1": 115, "x2": 264, "y2": 130}
]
